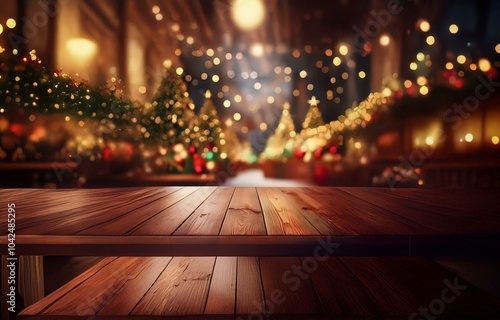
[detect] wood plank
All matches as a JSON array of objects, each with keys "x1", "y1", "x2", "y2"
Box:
[
  {"x1": 257, "y1": 188, "x2": 319, "y2": 235},
  {"x1": 305, "y1": 257, "x2": 385, "y2": 317},
  {"x1": 129, "y1": 187, "x2": 217, "y2": 235},
  {"x1": 339, "y1": 257, "x2": 418, "y2": 316},
  {"x1": 363, "y1": 187, "x2": 500, "y2": 229},
  {"x1": 20, "y1": 257, "x2": 119, "y2": 315},
  {"x1": 14, "y1": 188, "x2": 171, "y2": 234},
  {"x1": 338, "y1": 187, "x2": 499, "y2": 234},
  {"x1": 39, "y1": 257, "x2": 144, "y2": 315},
  {"x1": 259, "y1": 257, "x2": 322, "y2": 315},
  {"x1": 303, "y1": 188, "x2": 433, "y2": 234},
  {"x1": 174, "y1": 188, "x2": 235, "y2": 236},
  {"x1": 220, "y1": 188, "x2": 267, "y2": 235},
  {"x1": 279, "y1": 188, "x2": 348, "y2": 235},
  {"x1": 79, "y1": 187, "x2": 200, "y2": 235},
  {"x1": 386, "y1": 188, "x2": 500, "y2": 217},
  {"x1": 204, "y1": 257, "x2": 237, "y2": 314},
  {"x1": 236, "y1": 257, "x2": 264, "y2": 315},
  {"x1": 131, "y1": 257, "x2": 216, "y2": 316},
  {"x1": 98, "y1": 257, "x2": 173, "y2": 316}
]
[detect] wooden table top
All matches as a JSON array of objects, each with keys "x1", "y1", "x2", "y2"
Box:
[{"x1": 1, "y1": 187, "x2": 499, "y2": 256}]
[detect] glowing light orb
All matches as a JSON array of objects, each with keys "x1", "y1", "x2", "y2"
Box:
[{"x1": 231, "y1": 0, "x2": 265, "y2": 31}]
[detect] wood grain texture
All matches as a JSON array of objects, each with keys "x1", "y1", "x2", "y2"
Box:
[
  {"x1": 98, "y1": 257, "x2": 173, "y2": 316},
  {"x1": 259, "y1": 257, "x2": 322, "y2": 315},
  {"x1": 220, "y1": 187, "x2": 267, "y2": 235},
  {"x1": 305, "y1": 257, "x2": 385, "y2": 317},
  {"x1": 257, "y1": 188, "x2": 319, "y2": 235},
  {"x1": 131, "y1": 257, "x2": 216, "y2": 316},
  {"x1": 174, "y1": 187, "x2": 235, "y2": 235},
  {"x1": 236, "y1": 257, "x2": 264, "y2": 315},
  {"x1": 204, "y1": 257, "x2": 237, "y2": 314},
  {"x1": 129, "y1": 187, "x2": 216, "y2": 235},
  {"x1": 20, "y1": 257, "x2": 119, "y2": 315},
  {"x1": 79, "y1": 187, "x2": 199, "y2": 235}
]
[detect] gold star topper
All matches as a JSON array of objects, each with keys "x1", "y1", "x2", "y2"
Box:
[
  {"x1": 308, "y1": 96, "x2": 319, "y2": 106},
  {"x1": 205, "y1": 90, "x2": 212, "y2": 99},
  {"x1": 283, "y1": 102, "x2": 290, "y2": 110}
]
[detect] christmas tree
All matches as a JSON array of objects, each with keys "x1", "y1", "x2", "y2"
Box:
[
  {"x1": 194, "y1": 90, "x2": 224, "y2": 155},
  {"x1": 301, "y1": 96, "x2": 325, "y2": 130},
  {"x1": 261, "y1": 102, "x2": 296, "y2": 159},
  {"x1": 140, "y1": 65, "x2": 192, "y2": 147}
]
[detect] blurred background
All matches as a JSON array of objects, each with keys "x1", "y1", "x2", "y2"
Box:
[{"x1": 0, "y1": 0, "x2": 499, "y2": 188}]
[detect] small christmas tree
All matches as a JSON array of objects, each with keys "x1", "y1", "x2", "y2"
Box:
[
  {"x1": 302, "y1": 96, "x2": 325, "y2": 130},
  {"x1": 141, "y1": 65, "x2": 192, "y2": 147},
  {"x1": 194, "y1": 90, "x2": 223, "y2": 154},
  {"x1": 261, "y1": 102, "x2": 296, "y2": 159}
]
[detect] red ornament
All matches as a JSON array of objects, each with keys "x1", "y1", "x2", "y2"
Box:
[
  {"x1": 188, "y1": 145, "x2": 197, "y2": 155},
  {"x1": 313, "y1": 148, "x2": 323, "y2": 159},
  {"x1": 10, "y1": 123, "x2": 23, "y2": 137},
  {"x1": 193, "y1": 154, "x2": 205, "y2": 174},
  {"x1": 329, "y1": 146, "x2": 338, "y2": 154},
  {"x1": 102, "y1": 147, "x2": 112, "y2": 161},
  {"x1": 293, "y1": 147, "x2": 306, "y2": 159}
]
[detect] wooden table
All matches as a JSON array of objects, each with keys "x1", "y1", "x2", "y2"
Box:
[
  {"x1": 1, "y1": 187, "x2": 500, "y2": 256},
  {"x1": 1, "y1": 187, "x2": 500, "y2": 319}
]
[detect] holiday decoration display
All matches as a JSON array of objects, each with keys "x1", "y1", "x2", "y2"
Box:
[{"x1": 261, "y1": 102, "x2": 296, "y2": 160}]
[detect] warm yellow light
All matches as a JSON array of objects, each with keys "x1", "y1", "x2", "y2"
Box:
[
  {"x1": 358, "y1": 71, "x2": 366, "y2": 79},
  {"x1": 465, "y1": 133, "x2": 473, "y2": 142},
  {"x1": 456, "y1": 55, "x2": 466, "y2": 64},
  {"x1": 241, "y1": 126, "x2": 249, "y2": 133},
  {"x1": 299, "y1": 70, "x2": 307, "y2": 78},
  {"x1": 206, "y1": 48, "x2": 214, "y2": 57},
  {"x1": 66, "y1": 38, "x2": 97, "y2": 60},
  {"x1": 233, "y1": 113, "x2": 242, "y2": 121},
  {"x1": 138, "y1": 86, "x2": 147, "y2": 94},
  {"x1": 155, "y1": 13, "x2": 163, "y2": 21},
  {"x1": 212, "y1": 74, "x2": 220, "y2": 82},
  {"x1": 152, "y1": 5, "x2": 160, "y2": 14},
  {"x1": 419, "y1": 20, "x2": 430, "y2": 32},
  {"x1": 492, "y1": 136, "x2": 499, "y2": 145},
  {"x1": 478, "y1": 58, "x2": 491, "y2": 72},
  {"x1": 426, "y1": 36, "x2": 435, "y2": 45},
  {"x1": 333, "y1": 57, "x2": 342, "y2": 66},
  {"x1": 0, "y1": 24, "x2": 3, "y2": 35},
  {"x1": 223, "y1": 100, "x2": 231, "y2": 108},
  {"x1": 470, "y1": 63, "x2": 477, "y2": 71},
  {"x1": 6, "y1": 18, "x2": 16, "y2": 29},
  {"x1": 176, "y1": 67, "x2": 184, "y2": 75},
  {"x1": 254, "y1": 82, "x2": 261, "y2": 90},
  {"x1": 425, "y1": 136, "x2": 435, "y2": 146},
  {"x1": 410, "y1": 62, "x2": 418, "y2": 70},
  {"x1": 163, "y1": 59, "x2": 172, "y2": 68},
  {"x1": 354, "y1": 142, "x2": 362, "y2": 149},
  {"x1": 496, "y1": 44, "x2": 500, "y2": 54},
  {"x1": 267, "y1": 96, "x2": 274, "y2": 104},
  {"x1": 419, "y1": 86, "x2": 429, "y2": 95},
  {"x1": 250, "y1": 43, "x2": 264, "y2": 57},
  {"x1": 231, "y1": 0, "x2": 265, "y2": 31},
  {"x1": 339, "y1": 44, "x2": 349, "y2": 56},
  {"x1": 445, "y1": 62, "x2": 454, "y2": 70},
  {"x1": 449, "y1": 24, "x2": 459, "y2": 34},
  {"x1": 234, "y1": 95, "x2": 242, "y2": 103},
  {"x1": 417, "y1": 76, "x2": 427, "y2": 86},
  {"x1": 416, "y1": 52, "x2": 425, "y2": 61},
  {"x1": 259, "y1": 123, "x2": 267, "y2": 131},
  {"x1": 404, "y1": 80, "x2": 412, "y2": 88},
  {"x1": 379, "y1": 34, "x2": 390, "y2": 46},
  {"x1": 382, "y1": 87, "x2": 392, "y2": 97}
]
